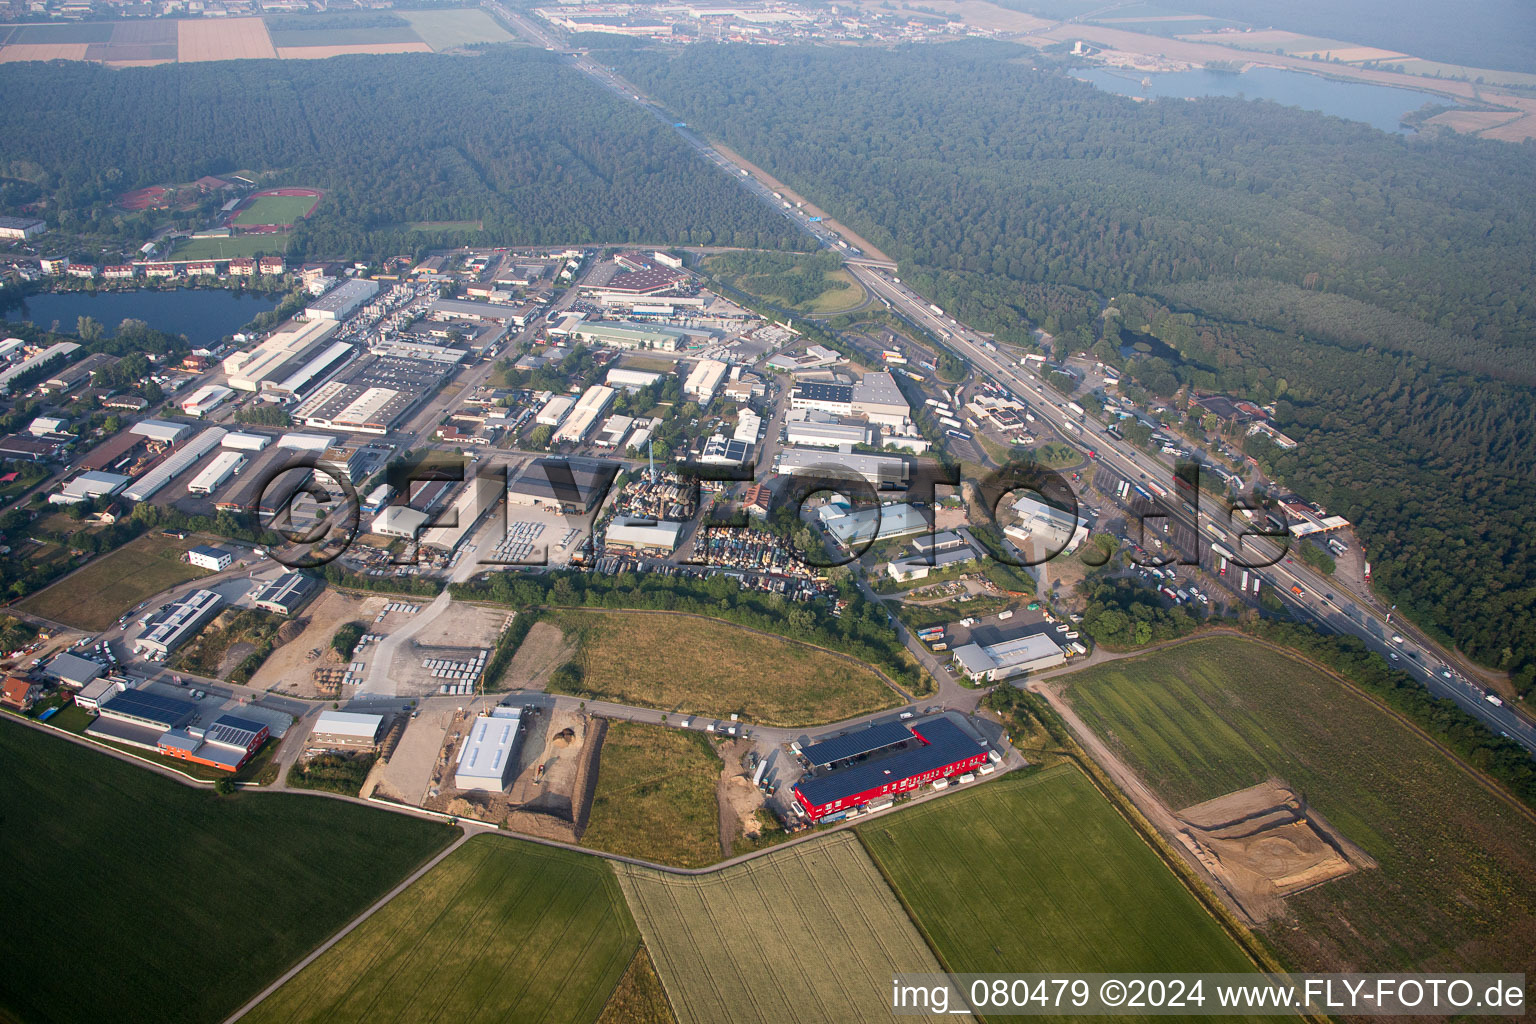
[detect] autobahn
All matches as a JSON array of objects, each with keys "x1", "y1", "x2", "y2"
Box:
[{"x1": 486, "y1": 2, "x2": 1535, "y2": 755}]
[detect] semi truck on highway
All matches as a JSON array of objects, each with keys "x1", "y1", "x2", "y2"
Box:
[{"x1": 928, "y1": 304, "x2": 945, "y2": 316}]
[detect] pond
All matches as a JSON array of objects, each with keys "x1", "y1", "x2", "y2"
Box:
[
  {"x1": 1074, "y1": 65, "x2": 1453, "y2": 133},
  {"x1": 2, "y1": 288, "x2": 281, "y2": 347}
]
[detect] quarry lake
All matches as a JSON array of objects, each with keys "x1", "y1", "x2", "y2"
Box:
[{"x1": 3, "y1": 288, "x2": 281, "y2": 347}]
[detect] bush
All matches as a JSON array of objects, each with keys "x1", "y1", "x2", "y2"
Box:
[{"x1": 331, "y1": 621, "x2": 365, "y2": 661}]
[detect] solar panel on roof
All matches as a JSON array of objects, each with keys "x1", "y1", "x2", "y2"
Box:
[{"x1": 800, "y1": 721, "x2": 914, "y2": 767}]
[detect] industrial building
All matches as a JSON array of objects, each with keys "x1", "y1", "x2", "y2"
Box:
[
  {"x1": 372, "y1": 504, "x2": 432, "y2": 539},
  {"x1": 130, "y1": 419, "x2": 192, "y2": 445},
  {"x1": 791, "y1": 380, "x2": 854, "y2": 416},
  {"x1": 222, "y1": 431, "x2": 272, "y2": 452},
  {"x1": 570, "y1": 321, "x2": 687, "y2": 352},
  {"x1": 50, "y1": 470, "x2": 129, "y2": 505},
  {"x1": 264, "y1": 341, "x2": 355, "y2": 401},
  {"x1": 293, "y1": 355, "x2": 450, "y2": 435},
  {"x1": 421, "y1": 474, "x2": 502, "y2": 552},
  {"x1": 537, "y1": 394, "x2": 575, "y2": 427},
  {"x1": 777, "y1": 448, "x2": 908, "y2": 490},
  {"x1": 818, "y1": 501, "x2": 929, "y2": 549},
  {"x1": 0, "y1": 215, "x2": 47, "y2": 240},
  {"x1": 123, "y1": 426, "x2": 228, "y2": 502},
  {"x1": 799, "y1": 721, "x2": 914, "y2": 769},
  {"x1": 594, "y1": 415, "x2": 634, "y2": 449},
  {"x1": 187, "y1": 451, "x2": 246, "y2": 495},
  {"x1": 507, "y1": 457, "x2": 617, "y2": 514},
  {"x1": 734, "y1": 409, "x2": 762, "y2": 445},
  {"x1": 223, "y1": 319, "x2": 339, "y2": 392},
  {"x1": 553, "y1": 385, "x2": 615, "y2": 444},
  {"x1": 187, "y1": 545, "x2": 233, "y2": 571},
  {"x1": 157, "y1": 715, "x2": 269, "y2": 772},
  {"x1": 454, "y1": 706, "x2": 523, "y2": 791},
  {"x1": 305, "y1": 278, "x2": 380, "y2": 321},
  {"x1": 951, "y1": 633, "x2": 1067, "y2": 683},
  {"x1": 851, "y1": 371, "x2": 910, "y2": 428},
  {"x1": 784, "y1": 411, "x2": 870, "y2": 448},
  {"x1": 698, "y1": 434, "x2": 750, "y2": 466},
  {"x1": 604, "y1": 516, "x2": 683, "y2": 553},
  {"x1": 251, "y1": 571, "x2": 318, "y2": 615},
  {"x1": 888, "y1": 531, "x2": 981, "y2": 582},
  {"x1": 180, "y1": 384, "x2": 234, "y2": 417},
  {"x1": 136, "y1": 589, "x2": 222, "y2": 659},
  {"x1": 606, "y1": 367, "x2": 664, "y2": 391},
  {"x1": 792, "y1": 718, "x2": 991, "y2": 822},
  {"x1": 87, "y1": 688, "x2": 198, "y2": 748},
  {"x1": 45, "y1": 651, "x2": 105, "y2": 688},
  {"x1": 0, "y1": 342, "x2": 81, "y2": 395},
  {"x1": 310, "y1": 710, "x2": 385, "y2": 749},
  {"x1": 683, "y1": 358, "x2": 728, "y2": 405},
  {"x1": 1004, "y1": 494, "x2": 1089, "y2": 559}
]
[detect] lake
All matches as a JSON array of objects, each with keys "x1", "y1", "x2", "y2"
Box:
[
  {"x1": 1, "y1": 288, "x2": 281, "y2": 347},
  {"x1": 1073, "y1": 66, "x2": 1452, "y2": 133}
]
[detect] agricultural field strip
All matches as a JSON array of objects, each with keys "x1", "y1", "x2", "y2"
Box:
[{"x1": 248, "y1": 840, "x2": 634, "y2": 1024}]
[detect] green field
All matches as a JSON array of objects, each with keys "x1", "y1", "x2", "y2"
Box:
[
  {"x1": 549, "y1": 610, "x2": 902, "y2": 726},
  {"x1": 402, "y1": 9, "x2": 516, "y2": 50},
  {"x1": 1059, "y1": 636, "x2": 1536, "y2": 975},
  {"x1": 172, "y1": 232, "x2": 290, "y2": 259},
  {"x1": 616, "y1": 832, "x2": 958, "y2": 1024},
  {"x1": 18, "y1": 533, "x2": 210, "y2": 629},
  {"x1": 0, "y1": 722, "x2": 454, "y2": 1024},
  {"x1": 234, "y1": 194, "x2": 318, "y2": 226},
  {"x1": 244, "y1": 835, "x2": 639, "y2": 1024},
  {"x1": 268, "y1": 25, "x2": 420, "y2": 47},
  {"x1": 859, "y1": 765, "x2": 1256, "y2": 977},
  {"x1": 402, "y1": 219, "x2": 484, "y2": 232},
  {"x1": 581, "y1": 720, "x2": 724, "y2": 868},
  {"x1": 705, "y1": 251, "x2": 866, "y2": 315}
]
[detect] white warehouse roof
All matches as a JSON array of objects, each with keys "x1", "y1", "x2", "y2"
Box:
[{"x1": 454, "y1": 706, "x2": 523, "y2": 791}]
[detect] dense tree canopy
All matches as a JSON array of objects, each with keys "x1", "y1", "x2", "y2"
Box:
[
  {"x1": 617, "y1": 42, "x2": 1536, "y2": 692},
  {"x1": 0, "y1": 50, "x2": 805, "y2": 258}
]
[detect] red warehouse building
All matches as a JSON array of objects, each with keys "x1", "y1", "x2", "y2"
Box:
[
  {"x1": 157, "y1": 714, "x2": 269, "y2": 772},
  {"x1": 792, "y1": 718, "x2": 991, "y2": 821}
]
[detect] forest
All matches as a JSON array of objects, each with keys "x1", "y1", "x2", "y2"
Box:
[
  {"x1": 616, "y1": 42, "x2": 1536, "y2": 693},
  {"x1": 0, "y1": 50, "x2": 803, "y2": 258}
]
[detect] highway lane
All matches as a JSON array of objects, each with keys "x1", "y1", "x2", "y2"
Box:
[{"x1": 464, "y1": 6, "x2": 1536, "y2": 752}]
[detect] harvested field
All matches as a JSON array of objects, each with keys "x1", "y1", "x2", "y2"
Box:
[
  {"x1": 616, "y1": 832, "x2": 965, "y2": 1024},
  {"x1": 496, "y1": 619, "x2": 575, "y2": 691},
  {"x1": 177, "y1": 18, "x2": 275, "y2": 62},
  {"x1": 581, "y1": 721, "x2": 723, "y2": 868},
  {"x1": 550, "y1": 610, "x2": 901, "y2": 727},
  {"x1": 0, "y1": 43, "x2": 89, "y2": 62},
  {"x1": 18, "y1": 533, "x2": 208, "y2": 630},
  {"x1": 1425, "y1": 109, "x2": 1523, "y2": 133},
  {"x1": 243, "y1": 835, "x2": 639, "y2": 1024},
  {"x1": 859, "y1": 766, "x2": 1257, "y2": 976},
  {"x1": 1059, "y1": 635, "x2": 1536, "y2": 975},
  {"x1": 403, "y1": 8, "x2": 517, "y2": 50},
  {"x1": 276, "y1": 41, "x2": 431, "y2": 59}
]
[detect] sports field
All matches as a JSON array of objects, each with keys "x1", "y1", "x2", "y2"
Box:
[
  {"x1": 549, "y1": 609, "x2": 901, "y2": 726},
  {"x1": 0, "y1": 723, "x2": 455, "y2": 1024},
  {"x1": 18, "y1": 533, "x2": 210, "y2": 629},
  {"x1": 172, "y1": 232, "x2": 290, "y2": 259},
  {"x1": 859, "y1": 765, "x2": 1256, "y2": 975},
  {"x1": 244, "y1": 835, "x2": 639, "y2": 1024},
  {"x1": 234, "y1": 192, "x2": 320, "y2": 226},
  {"x1": 615, "y1": 832, "x2": 963, "y2": 1024},
  {"x1": 1059, "y1": 636, "x2": 1536, "y2": 975},
  {"x1": 581, "y1": 720, "x2": 724, "y2": 868}
]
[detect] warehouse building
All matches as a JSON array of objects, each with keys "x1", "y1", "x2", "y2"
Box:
[
  {"x1": 604, "y1": 516, "x2": 683, "y2": 553},
  {"x1": 136, "y1": 589, "x2": 223, "y2": 659},
  {"x1": 683, "y1": 358, "x2": 728, "y2": 405},
  {"x1": 791, "y1": 381, "x2": 854, "y2": 417},
  {"x1": 888, "y1": 536, "x2": 981, "y2": 582},
  {"x1": 187, "y1": 451, "x2": 246, "y2": 495},
  {"x1": 454, "y1": 705, "x2": 524, "y2": 791},
  {"x1": 536, "y1": 393, "x2": 575, "y2": 427},
  {"x1": 784, "y1": 411, "x2": 870, "y2": 448},
  {"x1": 778, "y1": 448, "x2": 908, "y2": 490},
  {"x1": 606, "y1": 367, "x2": 664, "y2": 391},
  {"x1": 818, "y1": 501, "x2": 929, "y2": 549},
  {"x1": 305, "y1": 278, "x2": 380, "y2": 321},
  {"x1": 951, "y1": 633, "x2": 1066, "y2": 683},
  {"x1": 1004, "y1": 493, "x2": 1089, "y2": 559},
  {"x1": 293, "y1": 355, "x2": 450, "y2": 435},
  {"x1": 571, "y1": 321, "x2": 687, "y2": 352},
  {"x1": 45, "y1": 651, "x2": 105, "y2": 689},
  {"x1": 223, "y1": 320, "x2": 339, "y2": 392},
  {"x1": 421, "y1": 474, "x2": 502, "y2": 553},
  {"x1": 251, "y1": 571, "x2": 318, "y2": 615},
  {"x1": 553, "y1": 385, "x2": 615, "y2": 445},
  {"x1": 180, "y1": 384, "x2": 234, "y2": 418},
  {"x1": 310, "y1": 710, "x2": 385, "y2": 750},
  {"x1": 792, "y1": 718, "x2": 990, "y2": 822},
  {"x1": 50, "y1": 470, "x2": 129, "y2": 505},
  {"x1": 851, "y1": 371, "x2": 910, "y2": 428},
  {"x1": 222, "y1": 431, "x2": 272, "y2": 452},
  {"x1": 698, "y1": 434, "x2": 750, "y2": 466},
  {"x1": 0, "y1": 215, "x2": 47, "y2": 240},
  {"x1": 372, "y1": 504, "x2": 432, "y2": 539},
  {"x1": 0, "y1": 342, "x2": 80, "y2": 395},
  {"x1": 264, "y1": 340, "x2": 355, "y2": 401},
  {"x1": 799, "y1": 721, "x2": 914, "y2": 770},
  {"x1": 88, "y1": 688, "x2": 198, "y2": 748},
  {"x1": 593, "y1": 415, "x2": 634, "y2": 449},
  {"x1": 507, "y1": 457, "x2": 618, "y2": 514},
  {"x1": 123, "y1": 427, "x2": 227, "y2": 502},
  {"x1": 130, "y1": 419, "x2": 192, "y2": 445},
  {"x1": 158, "y1": 714, "x2": 269, "y2": 772}
]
